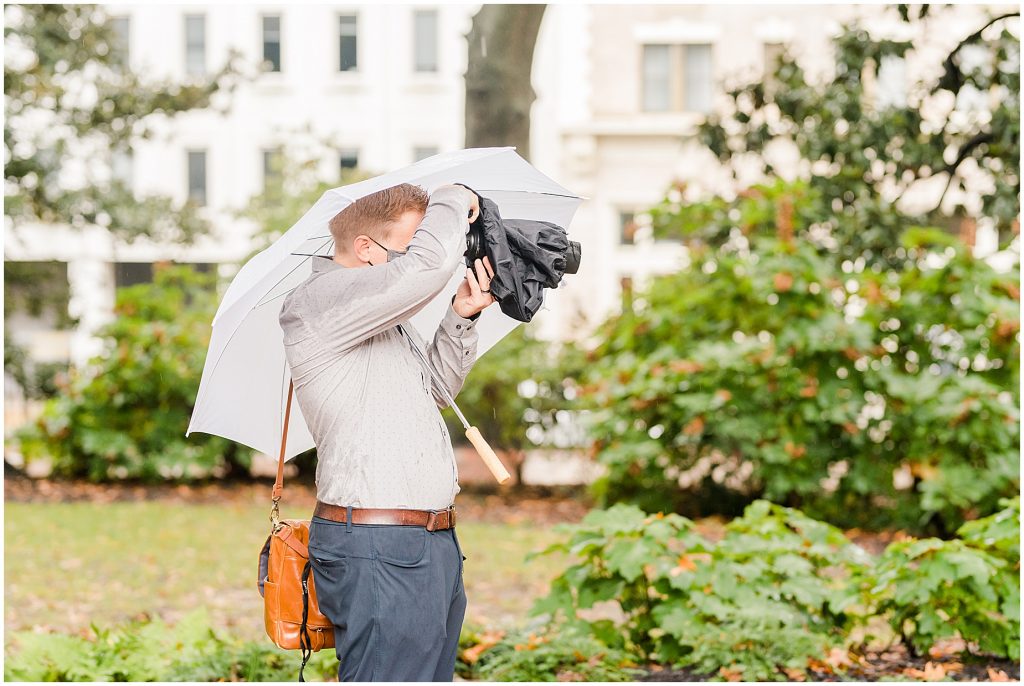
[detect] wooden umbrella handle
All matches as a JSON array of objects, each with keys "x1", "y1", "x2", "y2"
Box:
[{"x1": 464, "y1": 426, "x2": 511, "y2": 484}]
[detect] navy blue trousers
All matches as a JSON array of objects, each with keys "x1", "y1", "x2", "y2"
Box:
[{"x1": 308, "y1": 513, "x2": 468, "y2": 681}]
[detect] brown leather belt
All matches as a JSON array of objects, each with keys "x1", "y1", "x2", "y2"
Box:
[{"x1": 313, "y1": 500, "x2": 456, "y2": 531}]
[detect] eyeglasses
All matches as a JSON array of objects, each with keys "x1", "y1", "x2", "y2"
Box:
[{"x1": 367, "y1": 236, "x2": 407, "y2": 257}]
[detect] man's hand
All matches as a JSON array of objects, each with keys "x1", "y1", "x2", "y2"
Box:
[
  {"x1": 453, "y1": 256, "x2": 495, "y2": 319},
  {"x1": 439, "y1": 183, "x2": 481, "y2": 223}
]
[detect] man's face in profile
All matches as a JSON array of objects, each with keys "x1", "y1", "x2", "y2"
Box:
[{"x1": 344, "y1": 208, "x2": 426, "y2": 267}]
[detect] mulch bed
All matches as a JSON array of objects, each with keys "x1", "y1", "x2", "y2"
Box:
[{"x1": 637, "y1": 641, "x2": 1020, "y2": 681}]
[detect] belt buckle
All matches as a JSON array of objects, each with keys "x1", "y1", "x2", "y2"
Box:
[{"x1": 426, "y1": 505, "x2": 454, "y2": 532}]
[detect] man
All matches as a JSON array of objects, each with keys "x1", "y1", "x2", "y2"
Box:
[{"x1": 277, "y1": 182, "x2": 493, "y2": 681}]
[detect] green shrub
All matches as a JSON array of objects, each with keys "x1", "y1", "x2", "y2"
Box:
[
  {"x1": 526, "y1": 499, "x2": 872, "y2": 681},
  {"x1": 13, "y1": 264, "x2": 253, "y2": 482},
  {"x1": 864, "y1": 496, "x2": 1020, "y2": 659},
  {"x1": 473, "y1": 622, "x2": 647, "y2": 682},
  {"x1": 526, "y1": 497, "x2": 1021, "y2": 678},
  {"x1": 3, "y1": 608, "x2": 337, "y2": 682},
  {"x1": 581, "y1": 218, "x2": 1020, "y2": 534}
]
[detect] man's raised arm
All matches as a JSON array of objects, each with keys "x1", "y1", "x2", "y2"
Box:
[{"x1": 306, "y1": 184, "x2": 474, "y2": 355}]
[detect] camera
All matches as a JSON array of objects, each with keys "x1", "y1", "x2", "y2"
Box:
[{"x1": 465, "y1": 213, "x2": 581, "y2": 276}]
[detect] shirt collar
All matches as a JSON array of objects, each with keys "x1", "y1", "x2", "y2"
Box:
[{"x1": 312, "y1": 255, "x2": 345, "y2": 273}]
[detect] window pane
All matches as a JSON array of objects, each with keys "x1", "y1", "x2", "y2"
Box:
[
  {"x1": 110, "y1": 16, "x2": 130, "y2": 68},
  {"x1": 114, "y1": 262, "x2": 154, "y2": 289},
  {"x1": 684, "y1": 44, "x2": 712, "y2": 113},
  {"x1": 264, "y1": 148, "x2": 283, "y2": 189},
  {"x1": 185, "y1": 14, "x2": 206, "y2": 76},
  {"x1": 413, "y1": 10, "x2": 438, "y2": 73},
  {"x1": 339, "y1": 148, "x2": 359, "y2": 170},
  {"x1": 262, "y1": 15, "x2": 281, "y2": 72},
  {"x1": 619, "y1": 211, "x2": 638, "y2": 244},
  {"x1": 187, "y1": 150, "x2": 206, "y2": 205},
  {"x1": 413, "y1": 146, "x2": 439, "y2": 162},
  {"x1": 339, "y1": 15, "x2": 357, "y2": 71},
  {"x1": 642, "y1": 45, "x2": 671, "y2": 111}
]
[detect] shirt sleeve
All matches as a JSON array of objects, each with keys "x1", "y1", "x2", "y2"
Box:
[
  {"x1": 423, "y1": 296, "x2": 480, "y2": 410},
  {"x1": 307, "y1": 185, "x2": 473, "y2": 355}
]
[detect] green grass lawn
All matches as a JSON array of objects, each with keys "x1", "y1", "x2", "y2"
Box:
[{"x1": 4, "y1": 501, "x2": 570, "y2": 648}]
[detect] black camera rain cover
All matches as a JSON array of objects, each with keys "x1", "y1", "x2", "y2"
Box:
[{"x1": 470, "y1": 194, "x2": 572, "y2": 323}]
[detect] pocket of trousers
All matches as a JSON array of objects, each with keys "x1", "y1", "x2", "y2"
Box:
[{"x1": 372, "y1": 526, "x2": 429, "y2": 567}]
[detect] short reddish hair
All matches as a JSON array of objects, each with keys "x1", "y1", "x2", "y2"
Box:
[{"x1": 329, "y1": 183, "x2": 429, "y2": 255}]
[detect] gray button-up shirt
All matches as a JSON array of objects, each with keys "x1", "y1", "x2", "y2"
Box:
[{"x1": 278, "y1": 185, "x2": 479, "y2": 510}]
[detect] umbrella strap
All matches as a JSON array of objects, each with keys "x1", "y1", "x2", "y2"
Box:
[{"x1": 271, "y1": 377, "x2": 295, "y2": 530}]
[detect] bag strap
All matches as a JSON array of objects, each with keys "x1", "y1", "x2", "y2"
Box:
[
  {"x1": 270, "y1": 378, "x2": 295, "y2": 532},
  {"x1": 298, "y1": 560, "x2": 314, "y2": 681}
]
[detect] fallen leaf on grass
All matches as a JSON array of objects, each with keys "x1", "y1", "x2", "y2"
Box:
[
  {"x1": 987, "y1": 667, "x2": 1011, "y2": 681},
  {"x1": 460, "y1": 629, "x2": 505, "y2": 664},
  {"x1": 902, "y1": 661, "x2": 947, "y2": 681},
  {"x1": 782, "y1": 666, "x2": 807, "y2": 681},
  {"x1": 824, "y1": 647, "x2": 853, "y2": 669},
  {"x1": 718, "y1": 665, "x2": 744, "y2": 681}
]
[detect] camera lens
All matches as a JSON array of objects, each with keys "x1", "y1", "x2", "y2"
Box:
[
  {"x1": 563, "y1": 241, "x2": 581, "y2": 275},
  {"x1": 464, "y1": 220, "x2": 485, "y2": 269}
]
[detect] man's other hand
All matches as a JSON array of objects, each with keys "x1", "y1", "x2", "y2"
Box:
[{"x1": 453, "y1": 256, "x2": 495, "y2": 319}]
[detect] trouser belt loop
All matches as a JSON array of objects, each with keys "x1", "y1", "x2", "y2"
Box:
[{"x1": 346, "y1": 505, "x2": 353, "y2": 533}]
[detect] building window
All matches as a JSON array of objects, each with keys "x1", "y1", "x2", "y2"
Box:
[
  {"x1": 619, "y1": 211, "x2": 639, "y2": 245},
  {"x1": 262, "y1": 15, "x2": 281, "y2": 72},
  {"x1": 187, "y1": 150, "x2": 207, "y2": 205},
  {"x1": 413, "y1": 146, "x2": 439, "y2": 162},
  {"x1": 642, "y1": 45, "x2": 671, "y2": 111},
  {"x1": 338, "y1": 14, "x2": 358, "y2": 71},
  {"x1": 684, "y1": 44, "x2": 712, "y2": 112},
  {"x1": 641, "y1": 43, "x2": 713, "y2": 114},
  {"x1": 263, "y1": 148, "x2": 283, "y2": 189},
  {"x1": 339, "y1": 148, "x2": 359, "y2": 171},
  {"x1": 114, "y1": 262, "x2": 154, "y2": 289},
  {"x1": 185, "y1": 14, "x2": 206, "y2": 77},
  {"x1": 109, "y1": 15, "x2": 131, "y2": 68},
  {"x1": 413, "y1": 9, "x2": 438, "y2": 73}
]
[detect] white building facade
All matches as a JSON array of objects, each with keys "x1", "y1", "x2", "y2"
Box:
[{"x1": 4, "y1": 3, "x2": 1016, "y2": 404}]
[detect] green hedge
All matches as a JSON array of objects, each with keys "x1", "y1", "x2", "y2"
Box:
[
  {"x1": 523, "y1": 495, "x2": 1020, "y2": 681},
  {"x1": 13, "y1": 265, "x2": 253, "y2": 482}
]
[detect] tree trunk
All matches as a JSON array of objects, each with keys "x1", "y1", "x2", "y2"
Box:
[{"x1": 464, "y1": 5, "x2": 547, "y2": 162}]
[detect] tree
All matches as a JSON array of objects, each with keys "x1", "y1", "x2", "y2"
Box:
[
  {"x1": 669, "y1": 6, "x2": 1020, "y2": 269},
  {"x1": 3, "y1": 4, "x2": 241, "y2": 245},
  {"x1": 464, "y1": 5, "x2": 547, "y2": 160}
]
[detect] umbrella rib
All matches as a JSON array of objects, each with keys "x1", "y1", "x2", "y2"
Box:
[
  {"x1": 469, "y1": 189, "x2": 584, "y2": 199},
  {"x1": 251, "y1": 237, "x2": 334, "y2": 310},
  {"x1": 200, "y1": 237, "x2": 332, "y2": 404}
]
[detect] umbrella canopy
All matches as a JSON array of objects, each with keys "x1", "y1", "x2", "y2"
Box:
[{"x1": 186, "y1": 147, "x2": 584, "y2": 462}]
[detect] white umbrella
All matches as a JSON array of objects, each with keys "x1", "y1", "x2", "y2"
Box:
[{"x1": 185, "y1": 147, "x2": 583, "y2": 476}]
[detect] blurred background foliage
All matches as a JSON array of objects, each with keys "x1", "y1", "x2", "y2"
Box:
[
  {"x1": 13, "y1": 265, "x2": 255, "y2": 482},
  {"x1": 574, "y1": 6, "x2": 1020, "y2": 535}
]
